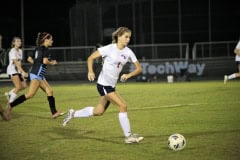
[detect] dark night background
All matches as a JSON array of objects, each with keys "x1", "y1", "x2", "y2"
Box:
[
  {"x1": 0, "y1": 0, "x2": 76, "y2": 48},
  {"x1": 0, "y1": 0, "x2": 239, "y2": 49}
]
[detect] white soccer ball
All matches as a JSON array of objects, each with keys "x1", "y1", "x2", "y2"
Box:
[{"x1": 168, "y1": 133, "x2": 186, "y2": 151}]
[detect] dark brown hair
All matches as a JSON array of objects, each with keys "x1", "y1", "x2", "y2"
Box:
[
  {"x1": 36, "y1": 32, "x2": 52, "y2": 47},
  {"x1": 11, "y1": 37, "x2": 21, "y2": 48}
]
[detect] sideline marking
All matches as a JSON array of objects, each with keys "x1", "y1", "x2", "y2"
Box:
[{"x1": 129, "y1": 103, "x2": 207, "y2": 111}]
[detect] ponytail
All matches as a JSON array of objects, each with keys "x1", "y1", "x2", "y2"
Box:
[{"x1": 36, "y1": 32, "x2": 52, "y2": 47}]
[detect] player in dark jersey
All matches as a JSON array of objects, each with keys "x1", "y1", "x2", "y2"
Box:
[{"x1": 5, "y1": 32, "x2": 64, "y2": 120}]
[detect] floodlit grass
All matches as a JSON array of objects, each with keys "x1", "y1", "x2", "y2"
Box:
[{"x1": 0, "y1": 81, "x2": 240, "y2": 160}]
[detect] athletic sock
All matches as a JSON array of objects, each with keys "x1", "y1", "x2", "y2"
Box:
[
  {"x1": 9, "y1": 92, "x2": 17, "y2": 103},
  {"x1": 10, "y1": 95, "x2": 26, "y2": 108},
  {"x1": 118, "y1": 112, "x2": 131, "y2": 137},
  {"x1": 74, "y1": 107, "x2": 94, "y2": 118},
  {"x1": 47, "y1": 96, "x2": 57, "y2": 114},
  {"x1": 228, "y1": 74, "x2": 236, "y2": 80}
]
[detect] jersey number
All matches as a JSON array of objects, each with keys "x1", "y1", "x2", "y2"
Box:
[{"x1": 117, "y1": 62, "x2": 121, "y2": 68}]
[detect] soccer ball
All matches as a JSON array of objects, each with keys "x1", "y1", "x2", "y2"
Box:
[{"x1": 168, "y1": 133, "x2": 186, "y2": 151}]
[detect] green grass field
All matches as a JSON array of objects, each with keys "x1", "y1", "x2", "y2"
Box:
[{"x1": 0, "y1": 81, "x2": 240, "y2": 160}]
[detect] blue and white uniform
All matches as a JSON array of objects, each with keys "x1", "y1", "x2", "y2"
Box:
[{"x1": 30, "y1": 46, "x2": 51, "y2": 81}]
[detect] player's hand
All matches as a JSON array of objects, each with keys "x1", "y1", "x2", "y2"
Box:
[
  {"x1": 120, "y1": 74, "x2": 129, "y2": 82},
  {"x1": 21, "y1": 72, "x2": 28, "y2": 78},
  {"x1": 234, "y1": 49, "x2": 240, "y2": 56},
  {"x1": 88, "y1": 72, "x2": 95, "y2": 82},
  {"x1": 51, "y1": 60, "x2": 57, "y2": 65}
]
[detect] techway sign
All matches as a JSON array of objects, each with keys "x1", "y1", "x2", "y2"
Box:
[{"x1": 130, "y1": 61, "x2": 205, "y2": 76}]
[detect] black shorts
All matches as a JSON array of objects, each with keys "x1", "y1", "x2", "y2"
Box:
[
  {"x1": 236, "y1": 61, "x2": 240, "y2": 65},
  {"x1": 97, "y1": 83, "x2": 115, "y2": 96},
  {"x1": 9, "y1": 73, "x2": 24, "y2": 81}
]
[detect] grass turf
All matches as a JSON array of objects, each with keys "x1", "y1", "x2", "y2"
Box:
[{"x1": 0, "y1": 80, "x2": 239, "y2": 160}]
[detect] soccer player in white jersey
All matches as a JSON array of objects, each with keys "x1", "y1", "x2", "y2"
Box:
[
  {"x1": 5, "y1": 37, "x2": 27, "y2": 103},
  {"x1": 224, "y1": 40, "x2": 240, "y2": 84},
  {"x1": 63, "y1": 27, "x2": 144, "y2": 143}
]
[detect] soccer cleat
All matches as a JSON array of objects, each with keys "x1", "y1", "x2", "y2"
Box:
[
  {"x1": 125, "y1": 134, "x2": 144, "y2": 144},
  {"x1": 224, "y1": 75, "x2": 228, "y2": 84},
  {"x1": 62, "y1": 109, "x2": 75, "y2": 127},
  {"x1": 52, "y1": 111, "x2": 65, "y2": 119}
]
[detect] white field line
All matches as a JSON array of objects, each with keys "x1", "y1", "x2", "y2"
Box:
[
  {"x1": 129, "y1": 103, "x2": 207, "y2": 111},
  {"x1": 129, "y1": 101, "x2": 240, "y2": 111}
]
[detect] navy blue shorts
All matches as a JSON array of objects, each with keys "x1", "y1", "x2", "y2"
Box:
[
  {"x1": 9, "y1": 73, "x2": 24, "y2": 81},
  {"x1": 97, "y1": 83, "x2": 115, "y2": 96}
]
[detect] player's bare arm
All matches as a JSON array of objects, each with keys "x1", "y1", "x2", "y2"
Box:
[
  {"x1": 234, "y1": 48, "x2": 240, "y2": 55},
  {"x1": 120, "y1": 61, "x2": 142, "y2": 82},
  {"x1": 12, "y1": 59, "x2": 27, "y2": 76},
  {"x1": 87, "y1": 51, "x2": 101, "y2": 81},
  {"x1": 43, "y1": 57, "x2": 57, "y2": 65}
]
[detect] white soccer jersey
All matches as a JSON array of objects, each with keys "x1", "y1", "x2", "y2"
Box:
[
  {"x1": 235, "y1": 40, "x2": 240, "y2": 61},
  {"x1": 7, "y1": 48, "x2": 23, "y2": 75},
  {"x1": 97, "y1": 43, "x2": 137, "y2": 87}
]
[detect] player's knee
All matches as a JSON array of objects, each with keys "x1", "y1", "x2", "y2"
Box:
[
  {"x1": 93, "y1": 111, "x2": 104, "y2": 116},
  {"x1": 93, "y1": 109, "x2": 104, "y2": 116}
]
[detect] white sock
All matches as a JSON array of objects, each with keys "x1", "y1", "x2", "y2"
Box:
[
  {"x1": 228, "y1": 74, "x2": 236, "y2": 80},
  {"x1": 74, "y1": 106, "x2": 94, "y2": 118},
  {"x1": 118, "y1": 112, "x2": 131, "y2": 137},
  {"x1": 9, "y1": 89, "x2": 15, "y2": 94},
  {"x1": 9, "y1": 92, "x2": 17, "y2": 103}
]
